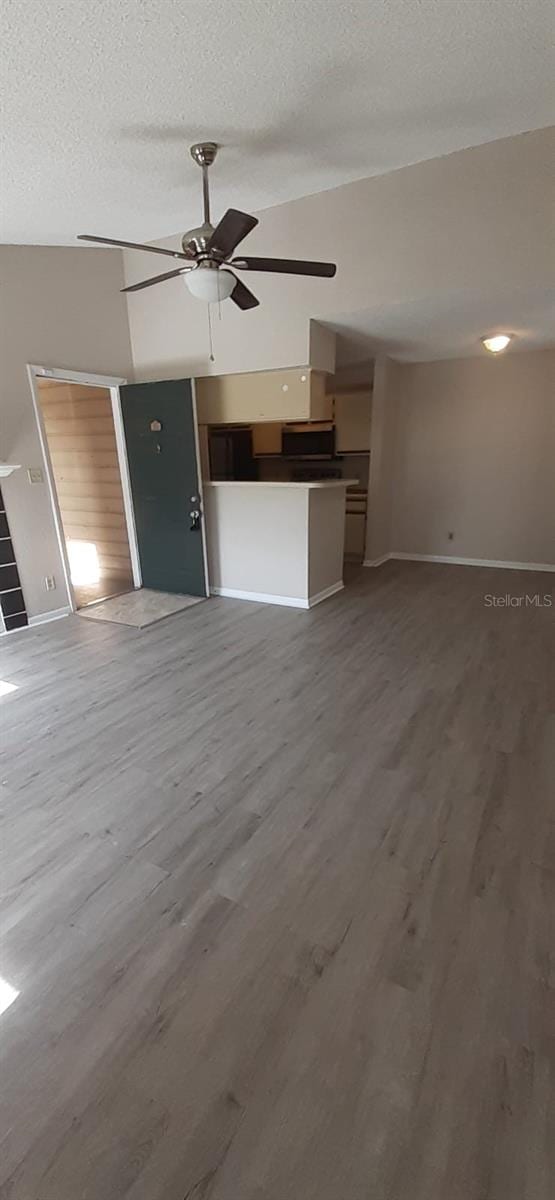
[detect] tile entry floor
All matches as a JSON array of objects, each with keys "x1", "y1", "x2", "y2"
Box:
[
  {"x1": 0, "y1": 561, "x2": 553, "y2": 1199},
  {"x1": 77, "y1": 587, "x2": 206, "y2": 627}
]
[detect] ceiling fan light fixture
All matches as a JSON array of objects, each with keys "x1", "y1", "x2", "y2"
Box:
[
  {"x1": 481, "y1": 333, "x2": 512, "y2": 353},
  {"x1": 185, "y1": 266, "x2": 235, "y2": 303},
  {"x1": 79, "y1": 141, "x2": 336, "y2": 311}
]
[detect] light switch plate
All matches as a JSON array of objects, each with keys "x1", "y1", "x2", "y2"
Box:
[{"x1": 28, "y1": 467, "x2": 44, "y2": 484}]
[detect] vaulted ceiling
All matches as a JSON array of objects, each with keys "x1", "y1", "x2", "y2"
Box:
[{"x1": 1, "y1": 0, "x2": 554, "y2": 244}]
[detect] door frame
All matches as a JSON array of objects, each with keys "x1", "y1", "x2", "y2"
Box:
[
  {"x1": 191, "y1": 379, "x2": 210, "y2": 596},
  {"x1": 27, "y1": 364, "x2": 142, "y2": 612}
]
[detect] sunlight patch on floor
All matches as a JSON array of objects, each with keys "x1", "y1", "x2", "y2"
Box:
[
  {"x1": 0, "y1": 680, "x2": 18, "y2": 698},
  {"x1": 0, "y1": 976, "x2": 20, "y2": 1016}
]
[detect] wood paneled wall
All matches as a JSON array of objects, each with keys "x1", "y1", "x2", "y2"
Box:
[{"x1": 37, "y1": 381, "x2": 132, "y2": 580}]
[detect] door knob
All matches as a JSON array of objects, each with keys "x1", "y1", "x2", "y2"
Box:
[{"x1": 189, "y1": 509, "x2": 201, "y2": 531}]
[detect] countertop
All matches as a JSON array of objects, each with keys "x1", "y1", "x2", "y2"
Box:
[{"x1": 204, "y1": 479, "x2": 359, "y2": 489}]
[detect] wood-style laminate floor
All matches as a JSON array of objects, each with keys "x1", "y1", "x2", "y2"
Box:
[{"x1": 1, "y1": 562, "x2": 553, "y2": 1200}]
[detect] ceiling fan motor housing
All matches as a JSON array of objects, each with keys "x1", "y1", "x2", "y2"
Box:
[{"x1": 181, "y1": 223, "x2": 214, "y2": 257}]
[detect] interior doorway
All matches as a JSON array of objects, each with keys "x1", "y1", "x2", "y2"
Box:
[{"x1": 29, "y1": 367, "x2": 141, "y2": 610}]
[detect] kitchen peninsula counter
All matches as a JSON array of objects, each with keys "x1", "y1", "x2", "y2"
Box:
[{"x1": 204, "y1": 480, "x2": 357, "y2": 608}]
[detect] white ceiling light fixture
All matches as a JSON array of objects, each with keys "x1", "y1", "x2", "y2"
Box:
[
  {"x1": 481, "y1": 334, "x2": 512, "y2": 353},
  {"x1": 185, "y1": 264, "x2": 236, "y2": 303}
]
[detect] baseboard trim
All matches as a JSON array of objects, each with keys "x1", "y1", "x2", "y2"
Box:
[
  {"x1": 308, "y1": 581, "x2": 344, "y2": 607},
  {"x1": 211, "y1": 580, "x2": 345, "y2": 610},
  {"x1": 363, "y1": 554, "x2": 392, "y2": 568},
  {"x1": 389, "y1": 553, "x2": 555, "y2": 573},
  {"x1": 29, "y1": 606, "x2": 71, "y2": 626},
  {"x1": 211, "y1": 587, "x2": 309, "y2": 609}
]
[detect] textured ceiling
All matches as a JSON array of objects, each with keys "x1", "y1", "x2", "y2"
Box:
[
  {"x1": 327, "y1": 285, "x2": 555, "y2": 363},
  {"x1": 1, "y1": 0, "x2": 554, "y2": 244}
]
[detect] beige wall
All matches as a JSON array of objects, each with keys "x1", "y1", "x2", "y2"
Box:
[
  {"x1": 124, "y1": 129, "x2": 553, "y2": 381},
  {"x1": 365, "y1": 355, "x2": 401, "y2": 564},
  {"x1": 308, "y1": 320, "x2": 336, "y2": 374},
  {"x1": 204, "y1": 484, "x2": 309, "y2": 601},
  {"x1": 0, "y1": 246, "x2": 133, "y2": 617},
  {"x1": 204, "y1": 482, "x2": 348, "y2": 604},
  {"x1": 308, "y1": 488, "x2": 346, "y2": 598},
  {"x1": 391, "y1": 350, "x2": 555, "y2": 566}
]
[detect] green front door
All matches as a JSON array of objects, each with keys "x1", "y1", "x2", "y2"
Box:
[{"x1": 120, "y1": 379, "x2": 207, "y2": 596}]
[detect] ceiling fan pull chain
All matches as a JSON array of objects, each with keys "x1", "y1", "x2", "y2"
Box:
[{"x1": 207, "y1": 302, "x2": 215, "y2": 362}]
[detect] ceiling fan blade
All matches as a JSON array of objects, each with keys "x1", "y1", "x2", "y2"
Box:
[
  {"x1": 121, "y1": 266, "x2": 195, "y2": 293},
  {"x1": 230, "y1": 275, "x2": 260, "y2": 310},
  {"x1": 207, "y1": 209, "x2": 258, "y2": 258},
  {"x1": 78, "y1": 234, "x2": 192, "y2": 260},
  {"x1": 231, "y1": 256, "x2": 336, "y2": 278}
]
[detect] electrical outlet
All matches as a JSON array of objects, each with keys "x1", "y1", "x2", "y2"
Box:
[
  {"x1": 44, "y1": 575, "x2": 56, "y2": 591},
  {"x1": 28, "y1": 467, "x2": 44, "y2": 484}
]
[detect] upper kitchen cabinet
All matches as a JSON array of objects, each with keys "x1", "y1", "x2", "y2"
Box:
[
  {"x1": 334, "y1": 389, "x2": 372, "y2": 453},
  {"x1": 195, "y1": 368, "x2": 333, "y2": 425}
]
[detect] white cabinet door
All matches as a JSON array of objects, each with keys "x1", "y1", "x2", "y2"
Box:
[{"x1": 196, "y1": 369, "x2": 332, "y2": 425}]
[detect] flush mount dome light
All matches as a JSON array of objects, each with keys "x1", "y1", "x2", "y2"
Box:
[
  {"x1": 481, "y1": 334, "x2": 512, "y2": 354},
  {"x1": 185, "y1": 266, "x2": 235, "y2": 303}
]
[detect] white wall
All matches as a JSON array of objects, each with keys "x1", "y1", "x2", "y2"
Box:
[
  {"x1": 391, "y1": 350, "x2": 555, "y2": 567},
  {"x1": 124, "y1": 129, "x2": 553, "y2": 380},
  {"x1": 0, "y1": 246, "x2": 133, "y2": 617}
]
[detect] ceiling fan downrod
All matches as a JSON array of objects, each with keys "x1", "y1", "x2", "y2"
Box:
[{"x1": 189, "y1": 141, "x2": 218, "y2": 228}]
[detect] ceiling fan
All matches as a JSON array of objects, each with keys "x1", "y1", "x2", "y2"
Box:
[{"x1": 78, "y1": 142, "x2": 337, "y2": 310}]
